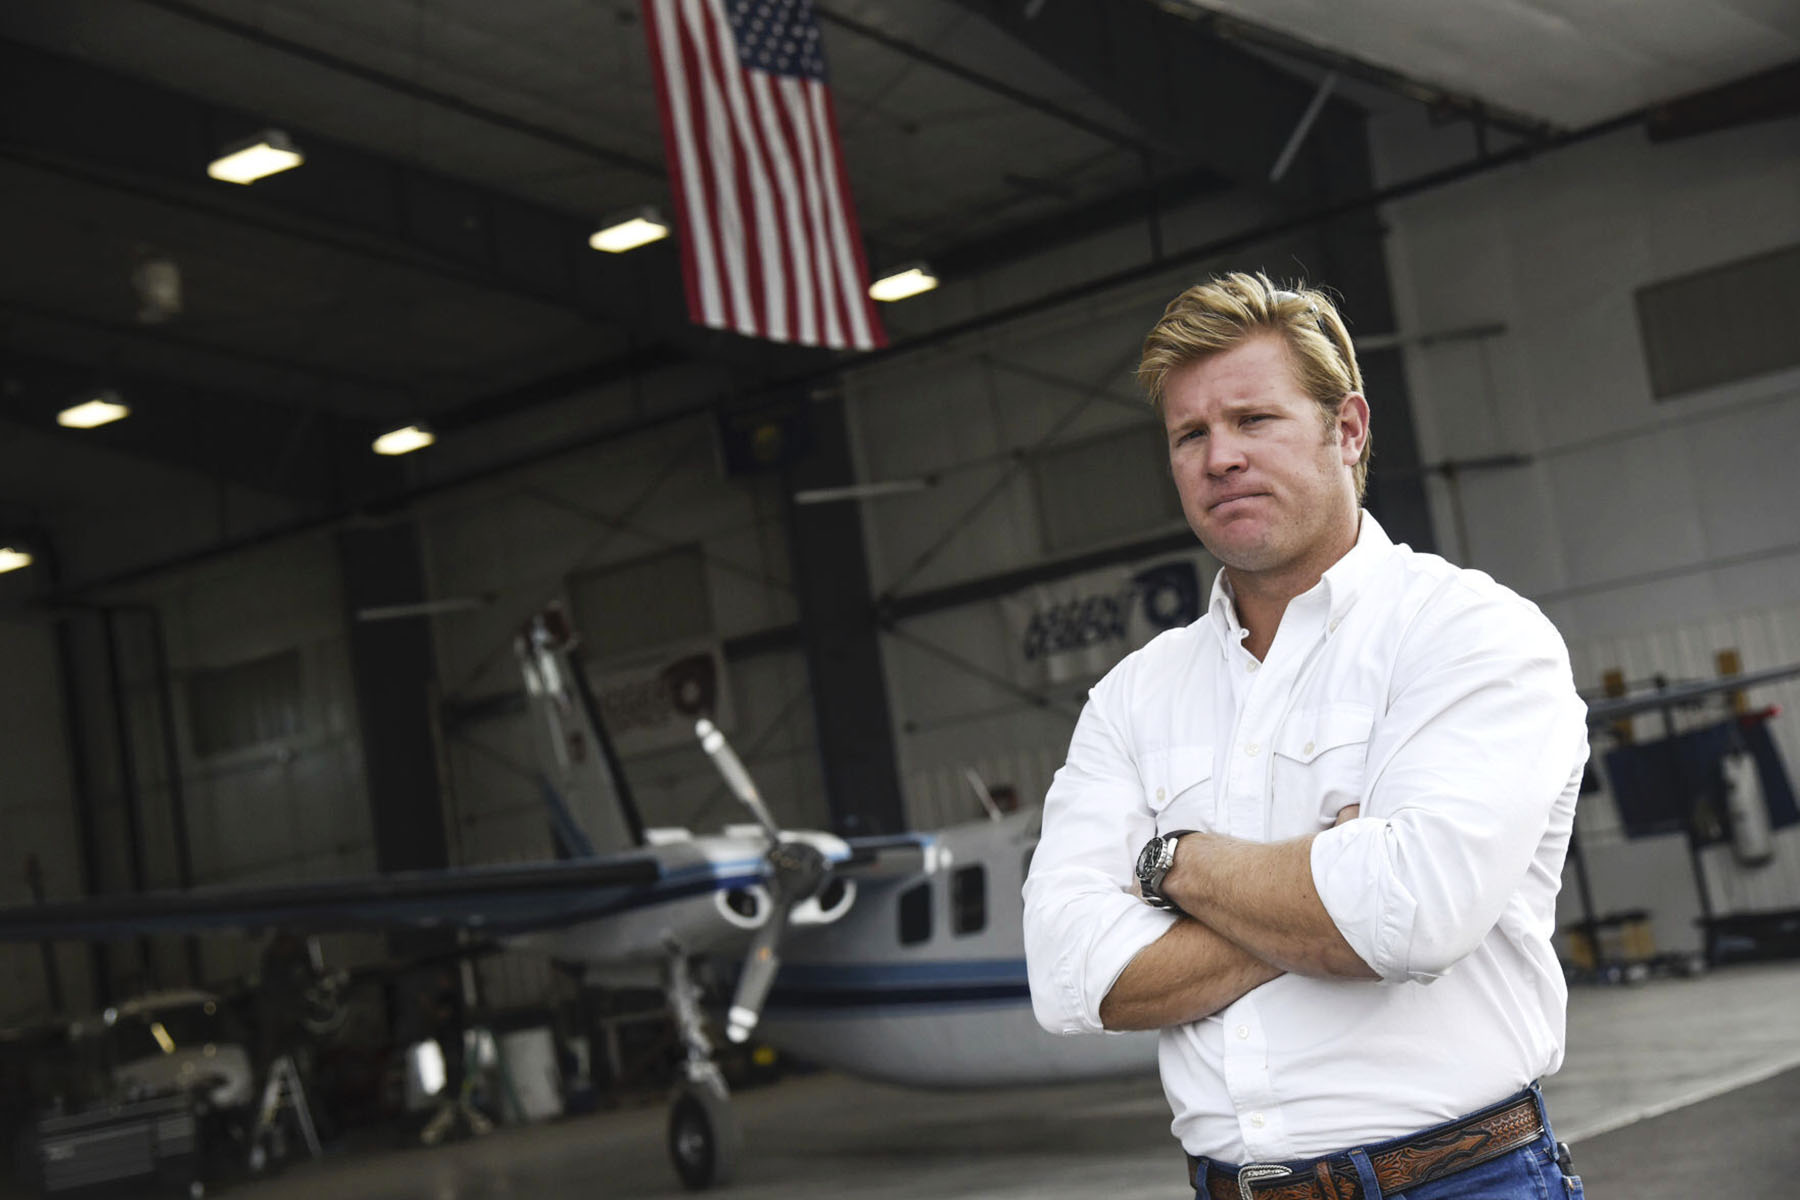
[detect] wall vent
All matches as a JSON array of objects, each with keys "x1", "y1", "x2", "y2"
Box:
[{"x1": 1636, "y1": 243, "x2": 1800, "y2": 400}]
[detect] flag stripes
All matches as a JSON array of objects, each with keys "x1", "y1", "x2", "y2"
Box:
[{"x1": 643, "y1": 0, "x2": 887, "y2": 350}]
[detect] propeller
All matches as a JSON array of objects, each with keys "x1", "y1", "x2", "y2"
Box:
[
  {"x1": 696, "y1": 719, "x2": 781, "y2": 842},
  {"x1": 695, "y1": 719, "x2": 832, "y2": 1044}
]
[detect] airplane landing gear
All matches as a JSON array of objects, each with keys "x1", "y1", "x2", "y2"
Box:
[
  {"x1": 664, "y1": 948, "x2": 740, "y2": 1190},
  {"x1": 668, "y1": 1082, "x2": 737, "y2": 1191}
]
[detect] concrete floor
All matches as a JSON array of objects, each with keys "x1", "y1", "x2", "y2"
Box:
[
  {"x1": 1571, "y1": 1061, "x2": 1800, "y2": 1198},
  {"x1": 68, "y1": 961, "x2": 1800, "y2": 1198}
]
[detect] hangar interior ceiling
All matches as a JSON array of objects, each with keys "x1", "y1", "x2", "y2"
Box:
[{"x1": 0, "y1": 0, "x2": 1794, "y2": 591}]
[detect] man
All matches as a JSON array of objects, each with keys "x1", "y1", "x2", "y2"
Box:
[{"x1": 1023, "y1": 272, "x2": 1589, "y2": 1200}]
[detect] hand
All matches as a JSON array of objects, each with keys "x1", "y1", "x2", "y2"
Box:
[{"x1": 1332, "y1": 804, "x2": 1361, "y2": 827}]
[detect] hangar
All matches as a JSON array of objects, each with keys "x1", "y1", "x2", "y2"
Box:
[{"x1": 0, "y1": 0, "x2": 1797, "y2": 1196}]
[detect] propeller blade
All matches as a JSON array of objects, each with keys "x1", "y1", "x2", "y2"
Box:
[
  {"x1": 726, "y1": 906, "x2": 788, "y2": 1044},
  {"x1": 696, "y1": 719, "x2": 781, "y2": 842}
]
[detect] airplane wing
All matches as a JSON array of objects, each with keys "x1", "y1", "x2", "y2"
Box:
[
  {"x1": 1583, "y1": 660, "x2": 1800, "y2": 727},
  {"x1": 0, "y1": 854, "x2": 663, "y2": 942},
  {"x1": 837, "y1": 830, "x2": 944, "y2": 880}
]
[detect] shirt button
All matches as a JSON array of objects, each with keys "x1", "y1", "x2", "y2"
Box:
[
  {"x1": 1303, "y1": 741, "x2": 1315, "y2": 755},
  {"x1": 1249, "y1": 1112, "x2": 1266, "y2": 1128},
  {"x1": 1155, "y1": 787, "x2": 1166, "y2": 802},
  {"x1": 1235, "y1": 1024, "x2": 1249, "y2": 1040},
  {"x1": 1245, "y1": 743, "x2": 1260, "y2": 757},
  {"x1": 1246, "y1": 660, "x2": 1259, "y2": 672},
  {"x1": 1328, "y1": 619, "x2": 1340, "y2": 633}
]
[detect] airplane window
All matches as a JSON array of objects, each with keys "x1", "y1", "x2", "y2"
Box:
[
  {"x1": 951, "y1": 865, "x2": 986, "y2": 936},
  {"x1": 897, "y1": 882, "x2": 932, "y2": 946}
]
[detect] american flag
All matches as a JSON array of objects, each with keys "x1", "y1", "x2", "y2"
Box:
[{"x1": 642, "y1": 0, "x2": 888, "y2": 350}]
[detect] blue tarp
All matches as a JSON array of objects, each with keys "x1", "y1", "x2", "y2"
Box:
[{"x1": 1603, "y1": 718, "x2": 1798, "y2": 843}]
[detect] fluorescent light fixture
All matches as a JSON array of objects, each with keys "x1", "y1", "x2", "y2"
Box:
[
  {"x1": 207, "y1": 129, "x2": 304, "y2": 185},
  {"x1": 0, "y1": 547, "x2": 33, "y2": 574},
  {"x1": 373, "y1": 424, "x2": 436, "y2": 456},
  {"x1": 589, "y1": 208, "x2": 670, "y2": 253},
  {"x1": 58, "y1": 390, "x2": 130, "y2": 429},
  {"x1": 411, "y1": 1039, "x2": 447, "y2": 1097},
  {"x1": 793, "y1": 477, "x2": 934, "y2": 504},
  {"x1": 356, "y1": 595, "x2": 492, "y2": 622},
  {"x1": 868, "y1": 264, "x2": 938, "y2": 302}
]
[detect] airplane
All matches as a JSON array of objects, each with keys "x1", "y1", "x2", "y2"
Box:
[{"x1": 0, "y1": 608, "x2": 1158, "y2": 1191}]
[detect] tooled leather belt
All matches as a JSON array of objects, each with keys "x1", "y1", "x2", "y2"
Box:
[{"x1": 1189, "y1": 1091, "x2": 1544, "y2": 1200}]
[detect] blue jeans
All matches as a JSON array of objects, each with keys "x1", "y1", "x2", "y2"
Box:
[{"x1": 1193, "y1": 1084, "x2": 1586, "y2": 1199}]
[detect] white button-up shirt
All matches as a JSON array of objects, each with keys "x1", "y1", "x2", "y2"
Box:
[{"x1": 1023, "y1": 514, "x2": 1589, "y2": 1161}]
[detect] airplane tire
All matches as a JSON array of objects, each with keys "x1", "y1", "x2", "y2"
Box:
[{"x1": 667, "y1": 1085, "x2": 738, "y2": 1191}]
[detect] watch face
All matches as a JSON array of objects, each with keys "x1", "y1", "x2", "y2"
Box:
[{"x1": 1136, "y1": 839, "x2": 1160, "y2": 883}]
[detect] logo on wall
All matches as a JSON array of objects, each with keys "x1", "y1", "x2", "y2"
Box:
[
  {"x1": 591, "y1": 642, "x2": 733, "y2": 755},
  {"x1": 1007, "y1": 558, "x2": 1205, "y2": 687}
]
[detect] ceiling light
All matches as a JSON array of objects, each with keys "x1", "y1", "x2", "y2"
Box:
[
  {"x1": 0, "y1": 547, "x2": 33, "y2": 574},
  {"x1": 356, "y1": 595, "x2": 492, "y2": 622},
  {"x1": 589, "y1": 208, "x2": 670, "y2": 253},
  {"x1": 793, "y1": 477, "x2": 934, "y2": 504},
  {"x1": 373, "y1": 424, "x2": 436, "y2": 456},
  {"x1": 868, "y1": 264, "x2": 938, "y2": 302},
  {"x1": 57, "y1": 390, "x2": 130, "y2": 429},
  {"x1": 207, "y1": 130, "x2": 305, "y2": 185}
]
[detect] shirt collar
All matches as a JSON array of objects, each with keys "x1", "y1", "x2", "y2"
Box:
[{"x1": 1205, "y1": 510, "x2": 1394, "y2": 646}]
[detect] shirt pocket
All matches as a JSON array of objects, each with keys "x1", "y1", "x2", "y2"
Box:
[
  {"x1": 1141, "y1": 745, "x2": 1215, "y2": 833},
  {"x1": 1272, "y1": 703, "x2": 1374, "y2": 833}
]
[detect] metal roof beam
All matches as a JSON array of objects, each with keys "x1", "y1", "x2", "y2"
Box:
[{"x1": 943, "y1": 0, "x2": 1361, "y2": 200}]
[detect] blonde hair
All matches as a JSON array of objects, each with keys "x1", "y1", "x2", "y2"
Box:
[{"x1": 1138, "y1": 271, "x2": 1370, "y2": 500}]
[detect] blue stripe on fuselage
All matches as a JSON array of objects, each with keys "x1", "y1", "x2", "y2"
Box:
[{"x1": 765, "y1": 959, "x2": 1031, "y2": 1013}]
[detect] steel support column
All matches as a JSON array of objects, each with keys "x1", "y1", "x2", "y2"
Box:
[
  {"x1": 337, "y1": 523, "x2": 451, "y2": 880},
  {"x1": 782, "y1": 395, "x2": 905, "y2": 836}
]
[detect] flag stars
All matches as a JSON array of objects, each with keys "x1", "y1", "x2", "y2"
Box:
[{"x1": 726, "y1": 0, "x2": 826, "y2": 79}]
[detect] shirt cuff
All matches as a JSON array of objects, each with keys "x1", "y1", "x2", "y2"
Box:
[
  {"x1": 1074, "y1": 896, "x2": 1180, "y2": 1032},
  {"x1": 1310, "y1": 821, "x2": 1429, "y2": 984}
]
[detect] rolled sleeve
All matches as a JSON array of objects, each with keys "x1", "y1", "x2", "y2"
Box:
[
  {"x1": 1023, "y1": 670, "x2": 1177, "y2": 1034},
  {"x1": 1025, "y1": 875, "x2": 1177, "y2": 1032},
  {"x1": 1309, "y1": 587, "x2": 1589, "y2": 984},
  {"x1": 1311, "y1": 819, "x2": 1423, "y2": 983}
]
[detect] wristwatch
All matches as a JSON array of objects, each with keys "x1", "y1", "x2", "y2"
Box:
[{"x1": 1136, "y1": 830, "x2": 1196, "y2": 912}]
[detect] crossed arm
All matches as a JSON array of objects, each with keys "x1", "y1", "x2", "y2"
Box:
[
  {"x1": 1097, "y1": 808, "x2": 1376, "y2": 1031},
  {"x1": 1025, "y1": 602, "x2": 1587, "y2": 1039}
]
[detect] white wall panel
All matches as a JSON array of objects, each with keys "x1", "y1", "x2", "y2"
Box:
[
  {"x1": 152, "y1": 538, "x2": 373, "y2": 887},
  {"x1": 1448, "y1": 464, "x2": 1565, "y2": 595},
  {"x1": 905, "y1": 742, "x2": 1069, "y2": 835},
  {"x1": 1547, "y1": 429, "x2": 1709, "y2": 585},
  {"x1": 1685, "y1": 399, "x2": 1800, "y2": 560},
  {"x1": 1377, "y1": 113, "x2": 1800, "y2": 645},
  {"x1": 848, "y1": 311, "x2": 1163, "y2": 597}
]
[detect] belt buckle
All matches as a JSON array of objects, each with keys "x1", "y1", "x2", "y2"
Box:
[{"x1": 1237, "y1": 1163, "x2": 1293, "y2": 1200}]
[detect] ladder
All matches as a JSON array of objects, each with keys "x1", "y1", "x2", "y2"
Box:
[{"x1": 250, "y1": 1054, "x2": 321, "y2": 1168}]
